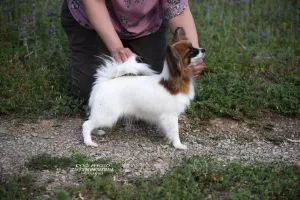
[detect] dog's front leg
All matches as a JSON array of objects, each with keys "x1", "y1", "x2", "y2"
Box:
[{"x1": 160, "y1": 114, "x2": 187, "y2": 150}]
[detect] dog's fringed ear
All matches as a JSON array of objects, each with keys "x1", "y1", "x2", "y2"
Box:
[
  {"x1": 173, "y1": 27, "x2": 187, "y2": 42},
  {"x1": 166, "y1": 45, "x2": 182, "y2": 76}
]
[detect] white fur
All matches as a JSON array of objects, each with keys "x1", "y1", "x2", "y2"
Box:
[{"x1": 82, "y1": 54, "x2": 197, "y2": 149}]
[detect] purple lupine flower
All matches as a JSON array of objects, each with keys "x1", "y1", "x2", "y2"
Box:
[
  {"x1": 252, "y1": 52, "x2": 257, "y2": 57},
  {"x1": 261, "y1": 32, "x2": 267, "y2": 37},
  {"x1": 238, "y1": 53, "x2": 243, "y2": 56},
  {"x1": 204, "y1": 8, "x2": 209, "y2": 13},
  {"x1": 296, "y1": 27, "x2": 300, "y2": 31},
  {"x1": 48, "y1": 10, "x2": 56, "y2": 16},
  {"x1": 23, "y1": 15, "x2": 27, "y2": 21},
  {"x1": 4, "y1": 7, "x2": 10, "y2": 12},
  {"x1": 44, "y1": 114, "x2": 52, "y2": 119},
  {"x1": 47, "y1": 27, "x2": 55, "y2": 34},
  {"x1": 244, "y1": 12, "x2": 249, "y2": 17},
  {"x1": 29, "y1": 15, "x2": 35, "y2": 22}
]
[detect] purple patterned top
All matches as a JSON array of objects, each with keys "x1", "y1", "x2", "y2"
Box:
[{"x1": 67, "y1": 0, "x2": 187, "y2": 39}]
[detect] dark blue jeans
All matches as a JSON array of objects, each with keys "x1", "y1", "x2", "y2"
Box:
[{"x1": 61, "y1": 0, "x2": 168, "y2": 101}]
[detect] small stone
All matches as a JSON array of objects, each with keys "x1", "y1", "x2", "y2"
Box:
[
  {"x1": 0, "y1": 127, "x2": 9, "y2": 134},
  {"x1": 122, "y1": 163, "x2": 130, "y2": 169},
  {"x1": 142, "y1": 146, "x2": 153, "y2": 151},
  {"x1": 31, "y1": 133, "x2": 38, "y2": 137},
  {"x1": 154, "y1": 163, "x2": 163, "y2": 169}
]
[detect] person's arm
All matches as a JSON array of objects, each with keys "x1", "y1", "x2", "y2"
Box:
[
  {"x1": 82, "y1": 0, "x2": 132, "y2": 62},
  {"x1": 168, "y1": 4, "x2": 204, "y2": 77}
]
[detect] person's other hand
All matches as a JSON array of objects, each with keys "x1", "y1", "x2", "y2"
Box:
[
  {"x1": 191, "y1": 59, "x2": 204, "y2": 78},
  {"x1": 111, "y1": 47, "x2": 133, "y2": 63}
]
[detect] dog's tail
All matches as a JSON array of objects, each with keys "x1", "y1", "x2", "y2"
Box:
[{"x1": 94, "y1": 54, "x2": 156, "y2": 84}]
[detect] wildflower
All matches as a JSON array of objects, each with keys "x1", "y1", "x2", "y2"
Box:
[
  {"x1": 29, "y1": 15, "x2": 34, "y2": 22},
  {"x1": 244, "y1": 12, "x2": 249, "y2": 17},
  {"x1": 244, "y1": 0, "x2": 248, "y2": 2},
  {"x1": 261, "y1": 32, "x2": 267, "y2": 37},
  {"x1": 44, "y1": 114, "x2": 52, "y2": 119},
  {"x1": 252, "y1": 52, "x2": 257, "y2": 57},
  {"x1": 238, "y1": 53, "x2": 243, "y2": 56},
  {"x1": 4, "y1": 7, "x2": 10, "y2": 12},
  {"x1": 47, "y1": 27, "x2": 55, "y2": 34},
  {"x1": 23, "y1": 15, "x2": 27, "y2": 21},
  {"x1": 204, "y1": 8, "x2": 209, "y2": 13},
  {"x1": 48, "y1": 10, "x2": 56, "y2": 16},
  {"x1": 296, "y1": 27, "x2": 300, "y2": 31}
]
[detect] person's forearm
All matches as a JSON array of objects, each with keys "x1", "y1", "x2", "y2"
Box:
[
  {"x1": 83, "y1": 0, "x2": 123, "y2": 53},
  {"x1": 168, "y1": 4, "x2": 199, "y2": 48}
]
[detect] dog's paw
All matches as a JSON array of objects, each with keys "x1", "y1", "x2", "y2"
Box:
[
  {"x1": 173, "y1": 143, "x2": 187, "y2": 150},
  {"x1": 84, "y1": 140, "x2": 98, "y2": 147},
  {"x1": 96, "y1": 129, "x2": 106, "y2": 136}
]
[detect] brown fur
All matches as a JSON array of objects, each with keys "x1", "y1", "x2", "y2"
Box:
[{"x1": 159, "y1": 28, "x2": 193, "y2": 95}]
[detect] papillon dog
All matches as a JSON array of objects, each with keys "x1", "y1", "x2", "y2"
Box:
[{"x1": 82, "y1": 27, "x2": 205, "y2": 149}]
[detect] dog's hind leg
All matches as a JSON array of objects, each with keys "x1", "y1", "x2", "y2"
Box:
[
  {"x1": 82, "y1": 114, "x2": 119, "y2": 147},
  {"x1": 159, "y1": 114, "x2": 187, "y2": 150},
  {"x1": 82, "y1": 120, "x2": 98, "y2": 147}
]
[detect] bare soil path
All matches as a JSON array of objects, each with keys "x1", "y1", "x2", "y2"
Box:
[{"x1": 0, "y1": 114, "x2": 299, "y2": 194}]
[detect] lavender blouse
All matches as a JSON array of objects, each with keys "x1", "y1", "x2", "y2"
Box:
[{"x1": 67, "y1": 0, "x2": 187, "y2": 39}]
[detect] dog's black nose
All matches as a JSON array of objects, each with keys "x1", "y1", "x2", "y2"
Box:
[{"x1": 200, "y1": 48, "x2": 205, "y2": 53}]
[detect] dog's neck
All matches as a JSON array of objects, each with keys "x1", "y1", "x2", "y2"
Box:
[{"x1": 159, "y1": 59, "x2": 192, "y2": 95}]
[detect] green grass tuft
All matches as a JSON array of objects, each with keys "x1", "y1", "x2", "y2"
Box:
[
  {"x1": 25, "y1": 153, "x2": 74, "y2": 171},
  {"x1": 0, "y1": 175, "x2": 45, "y2": 200},
  {"x1": 121, "y1": 156, "x2": 300, "y2": 199},
  {"x1": 3, "y1": 154, "x2": 300, "y2": 199}
]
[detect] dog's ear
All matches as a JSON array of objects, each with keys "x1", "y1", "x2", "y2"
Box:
[
  {"x1": 173, "y1": 27, "x2": 187, "y2": 42},
  {"x1": 166, "y1": 45, "x2": 182, "y2": 76}
]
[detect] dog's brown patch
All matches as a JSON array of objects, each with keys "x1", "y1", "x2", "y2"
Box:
[{"x1": 159, "y1": 27, "x2": 193, "y2": 95}]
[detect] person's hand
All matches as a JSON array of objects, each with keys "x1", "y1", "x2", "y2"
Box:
[
  {"x1": 111, "y1": 47, "x2": 133, "y2": 63},
  {"x1": 191, "y1": 59, "x2": 204, "y2": 78}
]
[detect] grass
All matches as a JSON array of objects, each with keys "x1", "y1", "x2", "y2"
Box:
[
  {"x1": 122, "y1": 156, "x2": 300, "y2": 200},
  {"x1": 1, "y1": 153, "x2": 121, "y2": 200},
  {"x1": 0, "y1": 0, "x2": 82, "y2": 117},
  {"x1": 25, "y1": 153, "x2": 74, "y2": 171},
  {"x1": 189, "y1": 0, "x2": 300, "y2": 119},
  {"x1": 0, "y1": 0, "x2": 299, "y2": 119},
  {"x1": 0, "y1": 175, "x2": 46, "y2": 200},
  {"x1": 2, "y1": 155, "x2": 300, "y2": 199}
]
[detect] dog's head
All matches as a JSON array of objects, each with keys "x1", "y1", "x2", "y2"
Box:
[
  {"x1": 161, "y1": 27, "x2": 205, "y2": 95},
  {"x1": 166, "y1": 27, "x2": 205, "y2": 77}
]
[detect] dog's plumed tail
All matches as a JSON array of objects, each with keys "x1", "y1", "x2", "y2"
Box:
[{"x1": 94, "y1": 54, "x2": 156, "y2": 84}]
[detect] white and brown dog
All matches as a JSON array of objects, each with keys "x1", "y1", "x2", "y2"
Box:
[{"x1": 83, "y1": 27, "x2": 205, "y2": 149}]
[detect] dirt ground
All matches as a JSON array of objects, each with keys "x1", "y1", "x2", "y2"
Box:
[{"x1": 0, "y1": 113, "x2": 299, "y2": 194}]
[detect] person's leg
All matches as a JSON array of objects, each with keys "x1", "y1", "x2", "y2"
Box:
[
  {"x1": 124, "y1": 21, "x2": 169, "y2": 73},
  {"x1": 61, "y1": 0, "x2": 110, "y2": 101}
]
